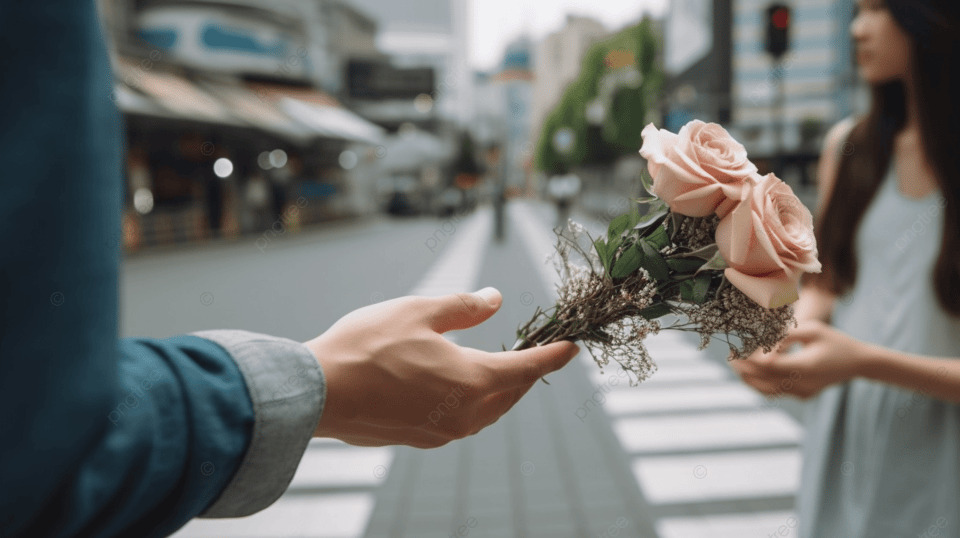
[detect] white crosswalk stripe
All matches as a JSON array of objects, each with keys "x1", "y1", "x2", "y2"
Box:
[
  {"x1": 657, "y1": 510, "x2": 800, "y2": 538},
  {"x1": 511, "y1": 200, "x2": 805, "y2": 538},
  {"x1": 614, "y1": 410, "x2": 802, "y2": 453},
  {"x1": 172, "y1": 208, "x2": 493, "y2": 538},
  {"x1": 174, "y1": 493, "x2": 376, "y2": 538},
  {"x1": 633, "y1": 448, "x2": 802, "y2": 504}
]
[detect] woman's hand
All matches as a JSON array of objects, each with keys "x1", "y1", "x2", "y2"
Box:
[
  {"x1": 730, "y1": 319, "x2": 868, "y2": 399},
  {"x1": 304, "y1": 288, "x2": 580, "y2": 449}
]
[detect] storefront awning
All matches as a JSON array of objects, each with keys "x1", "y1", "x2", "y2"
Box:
[
  {"x1": 112, "y1": 57, "x2": 383, "y2": 145},
  {"x1": 113, "y1": 82, "x2": 167, "y2": 117},
  {"x1": 113, "y1": 58, "x2": 241, "y2": 126},
  {"x1": 195, "y1": 79, "x2": 315, "y2": 143},
  {"x1": 247, "y1": 82, "x2": 385, "y2": 145}
]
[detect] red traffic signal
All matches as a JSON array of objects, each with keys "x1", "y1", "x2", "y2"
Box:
[
  {"x1": 765, "y1": 4, "x2": 791, "y2": 59},
  {"x1": 772, "y1": 7, "x2": 790, "y2": 29}
]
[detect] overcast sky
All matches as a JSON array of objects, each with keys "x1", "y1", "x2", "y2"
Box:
[{"x1": 468, "y1": 0, "x2": 669, "y2": 70}]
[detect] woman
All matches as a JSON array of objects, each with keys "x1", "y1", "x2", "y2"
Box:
[{"x1": 731, "y1": 0, "x2": 960, "y2": 536}]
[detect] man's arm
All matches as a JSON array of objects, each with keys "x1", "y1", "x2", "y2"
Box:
[
  {"x1": 0, "y1": 4, "x2": 580, "y2": 536},
  {"x1": 4, "y1": 332, "x2": 323, "y2": 537},
  {"x1": 0, "y1": 3, "x2": 322, "y2": 535}
]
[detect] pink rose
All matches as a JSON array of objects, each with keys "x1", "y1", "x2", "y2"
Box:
[
  {"x1": 639, "y1": 121, "x2": 758, "y2": 217},
  {"x1": 715, "y1": 174, "x2": 822, "y2": 308}
]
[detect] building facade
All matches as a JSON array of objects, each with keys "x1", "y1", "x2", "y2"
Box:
[
  {"x1": 729, "y1": 0, "x2": 864, "y2": 155},
  {"x1": 660, "y1": 0, "x2": 864, "y2": 158},
  {"x1": 494, "y1": 37, "x2": 534, "y2": 192},
  {"x1": 344, "y1": 0, "x2": 472, "y2": 126},
  {"x1": 99, "y1": 0, "x2": 389, "y2": 249},
  {"x1": 661, "y1": 0, "x2": 732, "y2": 132}
]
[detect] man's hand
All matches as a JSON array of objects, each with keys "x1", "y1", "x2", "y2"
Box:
[{"x1": 304, "y1": 287, "x2": 580, "y2": 448}]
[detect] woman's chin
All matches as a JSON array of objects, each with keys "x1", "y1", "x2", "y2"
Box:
[{"x1": 859, "y1": 66, "x2": 904, "y2": 85}]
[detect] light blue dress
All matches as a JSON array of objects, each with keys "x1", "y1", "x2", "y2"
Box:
[{"x1": 798, "y1": 145, "x2": 959, "y2": 537}]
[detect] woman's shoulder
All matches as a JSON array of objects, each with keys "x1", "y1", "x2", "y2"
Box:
[
  {"x1": 814, "y1": 116, "x2": 862, "y2": 215},
  {"x1": 823, "y1": 116, "x2": 860, "y2": 158}
]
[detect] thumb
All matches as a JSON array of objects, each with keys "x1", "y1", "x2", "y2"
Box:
[
  {"x1": 427, "y1": 287, "x2": 502, "y2": 333},
  {"x1": 778, "y1": 322, "x2": 821, "y2": 351},
  {"x1": 489, "y1": 340, "x2": 581, "y2": 388}
]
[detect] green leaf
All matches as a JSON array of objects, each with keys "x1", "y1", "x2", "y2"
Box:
[
  {"x1": 697, "y1": 249, "x2": 728, "y2": 273},
  {"x1": 638, "y1": 302, "x2": 672, "y2": 320},
  {"x1": 639, "y1": 240, "x2": 670, "y2": 281},
  {"x1": 668, "y1": 212, "x2": 684, "y2": 241},
  {"x1": 693, "y1": 273, "x2": 712, "y2": 302},
  {"x1": 635, "y1": 206, "x2": 668, "y2": 232},
  {"x1": 607, "y1": 208, "x2": 642, "y2": 240},
  {"x1": 679, "y1": 273, "x2": 713, "y2": 303},
  {"x1": 640, "y1": 169, "x2": 656, "y2": 196},
  {"x1": 607, "y1": 235, "x2": 622, "y2": 256},
  {"x1": 647, "y1": 197, "x2": 669, "y2": 214},
  {"x1": 684, "y1": 243, "x2": 720, "y2": 261},
  {"x1": 678, "y1": 280, "x2": 695, "y2": 301},
  {"x1": 611, "y1": 244, "x2": 643, "y2": 279},
  {"x1": 645, "y1": 224, "x2": 670, "y2": 250},
  {"x1": 593, "y1": 238, "x2": 611, "y2": 274},
  {"x1": 666, "y1": 257, "x2": 705, "y2": 274}
]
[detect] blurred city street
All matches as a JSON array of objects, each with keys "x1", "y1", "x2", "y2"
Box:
[
  {"x1": 121, "y1": 201, "x2": 805, "y2": 538},
  {"x1": 6, "y1": 0, "x2": 953, "y2": 534}
]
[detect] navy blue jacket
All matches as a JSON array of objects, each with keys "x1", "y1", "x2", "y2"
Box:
[{"x1": 0, "y1": 3, "x2": 325, "y2": 536}]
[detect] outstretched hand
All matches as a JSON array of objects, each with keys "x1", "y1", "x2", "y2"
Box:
[
  {"x1": 304, "y1": 287, "x2": 580, "y2": 448},
  {"x1": 729, "y1": 319, "x2": 865, "y2": 399}
]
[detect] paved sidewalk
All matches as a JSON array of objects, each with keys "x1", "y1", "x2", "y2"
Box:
[{"x1": 363, "y1": 202, "x2": 659, "y2": 538}]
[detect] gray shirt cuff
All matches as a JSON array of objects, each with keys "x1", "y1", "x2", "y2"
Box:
[{"x1": 190, "y1": 329, "x2": 325, "y2": 518}]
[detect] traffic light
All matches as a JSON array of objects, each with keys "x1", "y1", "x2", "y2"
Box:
[{"x1": 765, "y1": 4, "x2": 791, "y2": 59}]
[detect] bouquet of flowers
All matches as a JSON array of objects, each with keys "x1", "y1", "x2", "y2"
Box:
[{"x1": 513, "y1": 120, "x2": 822, "y2": 385}]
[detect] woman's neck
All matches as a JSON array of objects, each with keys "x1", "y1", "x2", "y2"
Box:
[{"x1": 903, "y1": 76, "x2": 922, "y2": 132}]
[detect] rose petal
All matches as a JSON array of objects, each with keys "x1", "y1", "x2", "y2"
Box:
[
  {"x1": 639, "y1": 123, "x2": 678, "y2": 178},
  {"x1": 751, "y1": 207, "x2": 789, "y2": 273},
  {"x1": 727, "y1": 183, "x2": 755, "y2": 265},
  {"x1": 724, "y1": 267, "x2": 800, "y2": 308},
  {"x1": 715, "y1": 197, "x2": 739, "y2": 219},
  {"x1": 669, "y1": 183, "x2": 726, "y2": 217}
]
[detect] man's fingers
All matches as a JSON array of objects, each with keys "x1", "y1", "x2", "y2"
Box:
[
  {"x1": 485, "y1": 340, "x2": 580, "y2": 388},
  {"x1": 424, "y1": 288, "x2": 502, "y2": 333},
  {"x1": 476, "y1": 383, "x2": 535, "y2": 428}
]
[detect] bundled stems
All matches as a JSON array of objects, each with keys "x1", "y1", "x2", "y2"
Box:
[{"x1": 509, "y1": 212, "x2": 796, "y2": 385}]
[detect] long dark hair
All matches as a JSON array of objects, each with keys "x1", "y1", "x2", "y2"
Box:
[{"x1": 815, "y1": 0, "x2": 960, "y2": 315}]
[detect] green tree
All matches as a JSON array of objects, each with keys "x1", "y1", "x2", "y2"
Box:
[{"x1": 534, "y1": 18, "x2": 663, "y2": 172}]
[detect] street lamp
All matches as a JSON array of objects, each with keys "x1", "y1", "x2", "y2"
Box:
[
  {"x1": 552, "y1": 126, "x2": 575, "y2": 158},
  {"x1": 549, "y1": 126, "x2": 580, "y2": 230},
  {"x1": 587, "y1": 99, "x2": 605, "y2": 126}
]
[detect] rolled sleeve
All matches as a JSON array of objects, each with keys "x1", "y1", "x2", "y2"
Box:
[{"x1": 191, "y1": 330, "x2": 326, "y2": 518}]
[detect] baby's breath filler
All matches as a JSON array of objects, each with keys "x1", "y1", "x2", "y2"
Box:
[{"x1": 511, "y1": 194, "x2": 796, "y2": 385}]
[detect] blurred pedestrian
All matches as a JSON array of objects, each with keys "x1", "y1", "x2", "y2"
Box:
[
  {"x1": 268, "y1": 158, "x2": 292, "y2": 224},
  {"x1": 0, "y1": 2, "x2": 579, "y2": 537},
  {"x1": 203, "y1": 165, "x2": 224, "y2": 238},
  {"x1": 730, "y1": 1, "x2": 960, "y2": 536},
  {"x1": 244, "y1": 170, "x2": 271, "y2": 231},
  {"x1": 547, "y1": 169, "x2": 581, "y2": 229}
]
